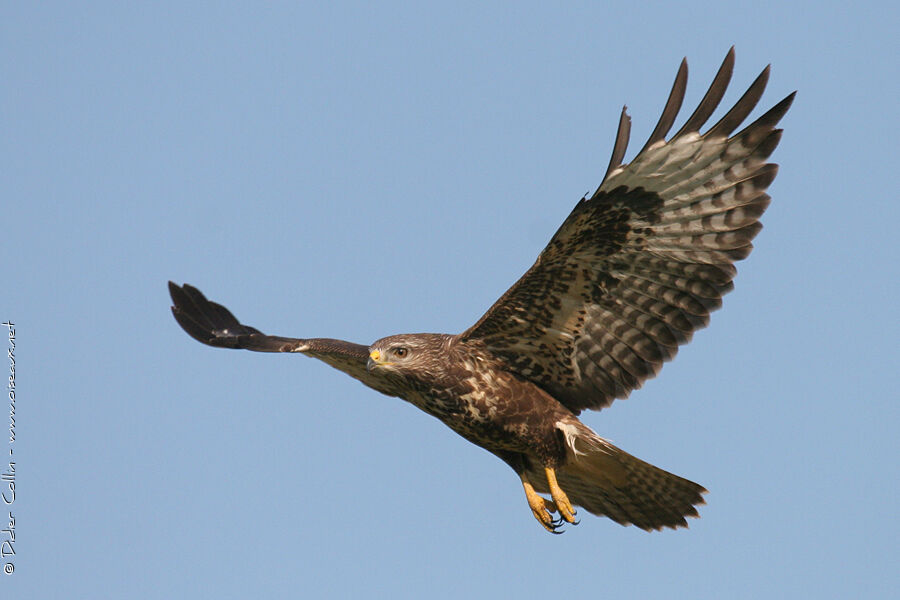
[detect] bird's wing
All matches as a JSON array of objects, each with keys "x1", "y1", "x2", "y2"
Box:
[
  {"x1": 461, "y1": 49, "x2": 794, "y2": 414},
  {"x1": 170, "y1": 281, "x2": 308, "y2": 352},
  {"x1": 168, "y1": 282, "x2": 385, "y2": 390}
]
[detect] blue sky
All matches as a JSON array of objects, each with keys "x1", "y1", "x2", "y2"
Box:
[{"x1": 3, "y1": 2, "x2": 898, "y2": 598}]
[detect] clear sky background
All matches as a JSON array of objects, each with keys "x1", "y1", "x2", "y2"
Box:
[{"x1": 3, "y1": 2, "x2": 898, "y2": 598}]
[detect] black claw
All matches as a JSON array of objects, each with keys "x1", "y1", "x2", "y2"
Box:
[{"x1": 547, "y1": 516, "x2": 568, "y2": 534}]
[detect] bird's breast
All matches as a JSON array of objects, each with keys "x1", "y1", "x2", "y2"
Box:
[{"x1": 399, "y1": 365, "x2": 563, "y2": 456}]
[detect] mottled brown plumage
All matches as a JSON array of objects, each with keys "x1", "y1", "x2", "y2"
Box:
[{"x1": 169, "y1": 49, "x2": 793, "y2": 533}]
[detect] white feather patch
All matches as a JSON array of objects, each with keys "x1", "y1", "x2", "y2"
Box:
[{"x1": 556, "y1": 421, "x2": 587, "y2": 457}]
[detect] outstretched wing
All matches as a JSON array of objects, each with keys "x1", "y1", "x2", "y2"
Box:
[
  {"x1": 170, "y1": 281, "x2": 307, "y2": 352},
  {"x1": 168, "y1": 282, "x2": 384, "y2": 389},
  {"x1": 461, "y1": 49, "x2": 794, "y2": 414}
]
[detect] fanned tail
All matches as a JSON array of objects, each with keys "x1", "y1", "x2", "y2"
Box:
[{"x1": 547, "y1": 421, "x2": 707, "y2": 530}]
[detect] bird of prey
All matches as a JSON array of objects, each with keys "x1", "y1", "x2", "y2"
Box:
[{"x1": 169, "y1": 49, "x2": 793, "y2": 533}]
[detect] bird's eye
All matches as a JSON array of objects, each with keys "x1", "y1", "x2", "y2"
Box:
[{"x1": 393, "y1": 347, "x2": 408, "y2": 358}]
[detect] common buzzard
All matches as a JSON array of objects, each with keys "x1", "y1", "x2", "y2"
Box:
[{"x1": 170, "y1": 49, "x2": 793, "y2": 533}]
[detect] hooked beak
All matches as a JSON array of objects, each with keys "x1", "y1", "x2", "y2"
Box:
[
  {"x1": 367, "y1": 349, "x2": 381, "y2": 372},
  {"x1": 367, "y1": 349, "x2": 396, "y2": 372}
]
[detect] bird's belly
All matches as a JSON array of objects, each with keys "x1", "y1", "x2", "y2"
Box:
[{"x1": 400, "y1": 388, "x2": 543, "y2": 455}]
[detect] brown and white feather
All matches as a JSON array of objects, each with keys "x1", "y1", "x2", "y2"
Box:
[{"x1": 462, "y1": 49, "x2": 794, "y2": 414}]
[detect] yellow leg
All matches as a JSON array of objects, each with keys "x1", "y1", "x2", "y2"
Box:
[
  {"x1": 545, "y1": 467, "x2": 577, "y2": 524},
  {"x1": 520, "y1": 474, "x2": 561, "y2": 533}
]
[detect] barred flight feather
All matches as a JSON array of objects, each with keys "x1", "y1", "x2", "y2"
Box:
[{"x1": 462, "y1": 50, "x2": 794, "y2": 414}]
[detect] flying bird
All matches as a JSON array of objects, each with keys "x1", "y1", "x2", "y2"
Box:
[{"x1": 169, "y1": 49, "x2": 793, "y2": 533}]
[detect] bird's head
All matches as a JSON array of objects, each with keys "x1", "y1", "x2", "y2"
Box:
[{"x1": 366, "y1": 333, "x2": 451, "y2": 379}]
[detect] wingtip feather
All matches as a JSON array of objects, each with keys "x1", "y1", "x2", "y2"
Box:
[
  {"x1": 706, "y1": 64, "x2": 770, "y2": 138},
  {"x1": 637, "y1": 57, "x2": 688, "y2": 155},
  {"x1": 674, "y1": 47, "x2": 735, "y2": 137}
]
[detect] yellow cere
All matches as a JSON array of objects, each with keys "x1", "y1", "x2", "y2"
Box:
[{"x1": 370, "y1": 350, "x2": 381, "y2": 361}]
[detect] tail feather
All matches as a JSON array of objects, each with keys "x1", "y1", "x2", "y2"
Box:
[{"x1": 542, "y1": 421, "x2": 707, "y2": 531}]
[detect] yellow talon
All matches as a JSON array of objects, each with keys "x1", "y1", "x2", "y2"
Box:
[
  {"x1": 521, "y1": 476, "x2": 558, "y2": 533},
  {"x1": 545, "y1": 467, "x2": 577, "y2": 524},
  {"x1": 520, "y1": 468, "x2": 577, "y2": 532}
]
